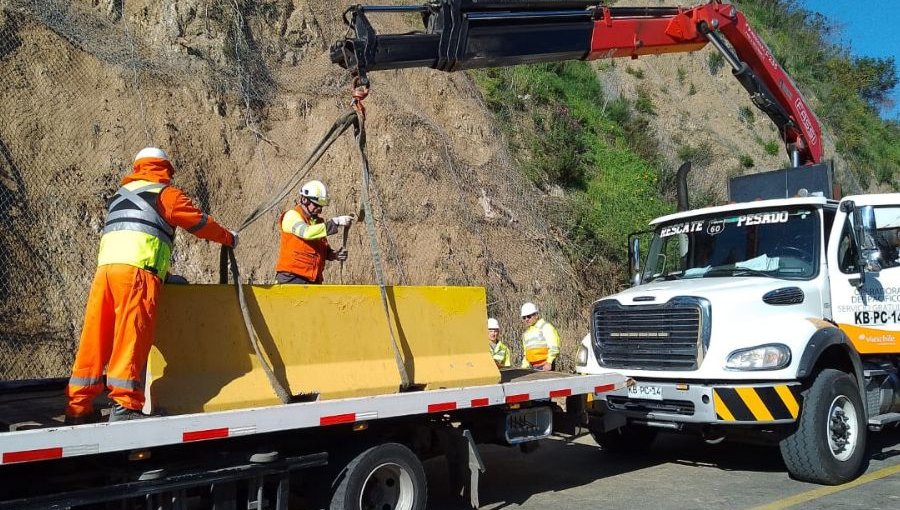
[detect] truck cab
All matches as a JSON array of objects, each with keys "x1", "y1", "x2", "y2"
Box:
[{"x1": 578, "y1": 188, "x2": 900, "y2": 485}]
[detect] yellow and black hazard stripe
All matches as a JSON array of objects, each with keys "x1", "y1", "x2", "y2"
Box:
[{"x1": 713, "y1": 384, "x2": 802, "y2": 422}]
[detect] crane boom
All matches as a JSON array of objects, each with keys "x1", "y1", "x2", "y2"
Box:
[{"x1": 331, "y1": 0, "x2": 823, "y2": 166}]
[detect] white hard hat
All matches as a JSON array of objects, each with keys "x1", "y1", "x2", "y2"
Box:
[
  {"x1": 134, "y1": 147, "x2": 170, "y2": 162},
  {"x1": 300, "y1": 180, "x2": 329, "y2": 206},
  {"x1": 520, "y1": 302, "x2": 538, "y2": 317},
  {"x1": 487, "y1": 318, "x2": 500, "y2": 330}
]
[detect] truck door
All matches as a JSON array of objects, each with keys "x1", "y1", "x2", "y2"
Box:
[{"x1": 828, "y1": 196, "x2": 900, "y2": 355}]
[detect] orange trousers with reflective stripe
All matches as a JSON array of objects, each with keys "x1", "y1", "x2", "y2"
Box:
[{"x1": 66, "y1": 264, "x2": 161, "y2": 418}]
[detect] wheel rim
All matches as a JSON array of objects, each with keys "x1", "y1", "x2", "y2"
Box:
[
  {"x1": 359, "y1": 462, "x2": 415, "y2": 510},
  {"x1": 826, "y1": 395, "x2": 858, "y2": 462}
]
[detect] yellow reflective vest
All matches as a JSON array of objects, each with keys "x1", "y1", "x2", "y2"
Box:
[
  {"x1": 97, "y1": 180, "x2": 175, "y2": 279},
  {"x1": 490, "y1": 341, "x2": 511, "y2": 368},
  {"x1": 520, "y1": 318, "x2": 561, "y2": 368}
]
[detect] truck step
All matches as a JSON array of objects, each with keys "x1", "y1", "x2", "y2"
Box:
[{"x1": 868, "y1": 412, "x2": 900, "y2": 431}]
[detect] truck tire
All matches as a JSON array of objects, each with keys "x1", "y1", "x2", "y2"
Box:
[
  {"x1": 779, "y1": 369, "x2": 867, "y2": 485},
  {"x1": 590, "y1": 425, "x2": 658, "y2": 453},
  {"x1": 329, "y1": 442, "x2": 426, "y2": 510}
]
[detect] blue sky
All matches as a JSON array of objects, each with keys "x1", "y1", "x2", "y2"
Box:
[{"x1": 800, "y1": 0, "x2": 899, "y2": 119}]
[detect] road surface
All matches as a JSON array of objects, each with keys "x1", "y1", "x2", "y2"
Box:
[{"x1": 427, "y1": 429, "x2": 900, "y2": 509}]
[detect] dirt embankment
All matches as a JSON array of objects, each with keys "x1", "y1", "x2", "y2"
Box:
[
  {"x1": 0, "y1": 0, "x2": 853, "y2": 380},
  {"x1": 0, "y1": 0, "x2": 598, "y2": 378}
]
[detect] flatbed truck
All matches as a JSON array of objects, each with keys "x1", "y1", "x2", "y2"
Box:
[{"x1": 0, "y1": 368, "x2": 623, "y2": 508}]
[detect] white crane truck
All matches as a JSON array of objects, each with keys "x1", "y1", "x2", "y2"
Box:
[{"x1": 578, "y1": 165, "x2": 900, "y2": 485}]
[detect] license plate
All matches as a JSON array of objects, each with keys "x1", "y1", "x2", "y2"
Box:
[{"x1": 628, "y1": 384, "x2": 663, "y2": 401}]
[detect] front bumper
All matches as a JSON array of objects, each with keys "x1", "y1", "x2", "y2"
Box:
[{"x1": 592, "y1": 380, "x2": 803, "y2": 425}]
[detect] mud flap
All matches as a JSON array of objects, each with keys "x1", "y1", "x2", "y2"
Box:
[{"x1": 439, "y1": 428, "x2": 486, "y2": 509}]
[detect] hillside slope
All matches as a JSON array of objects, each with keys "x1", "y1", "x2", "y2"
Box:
[
  {"x1": 0, "y1": 0, "x2": 883, "y2": 379},
  {"x1": 0, "y1": 0, "x2": 589, "y2": 378}
]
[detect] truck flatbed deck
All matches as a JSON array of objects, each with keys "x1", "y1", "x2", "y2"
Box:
[{"x1": 0, "y1": 371, "x2": 622, "y2": 466}]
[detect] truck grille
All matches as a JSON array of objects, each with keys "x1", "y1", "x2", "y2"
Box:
[{"x1": 592, "y1": 297, "x2": 710, "y2": 371}]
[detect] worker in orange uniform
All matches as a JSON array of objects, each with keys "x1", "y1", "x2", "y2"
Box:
[
  {"x1": 519, "y1": 302, "x2": 561, "y2": 371},
  {"x1": 274, "y1": 180, "x2": 354, "y2": 284},
  {"x1": 65, "y1": 147, "x2": 237, "y2": 424}
]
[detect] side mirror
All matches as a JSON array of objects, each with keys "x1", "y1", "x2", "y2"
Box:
[
  {"x1": 629, "y1": 236, "x2": 641, "y2": 286},
  {"x1": 844, "y1": 201, "x2": 881, "y2": 287},
  {"x1": 857, "y1": 205, "x2": 883, "y2": 273},
  {"x1": 864, "y1": 251, "x2": 883, "y2": 273},
  {"x1": 845, "y1": 201, "x2": 866, "y2": 287}
]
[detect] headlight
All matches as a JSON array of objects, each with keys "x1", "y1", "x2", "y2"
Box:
[
  {"x1": 576, "y1": 344, "x2": 589, "y2": 366},
  {"x1": 725, "y1": 344, "x2": 791, "y2": 370}
]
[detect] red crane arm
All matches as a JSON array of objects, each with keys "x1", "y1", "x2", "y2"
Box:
[{"x1": 331, "y1": 1, "x2": 823, "y2": 166}]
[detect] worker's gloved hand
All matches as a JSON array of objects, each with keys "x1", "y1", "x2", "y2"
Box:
[
  {"x1": 334, "y1": 249, "x2": 349, "y2": 262},
  {"x1": 332, "y1": 215, "x2": 354, "y2": 226},
  {"x1": 229, "y1": 230, "x2": 239, "y2": 249}
]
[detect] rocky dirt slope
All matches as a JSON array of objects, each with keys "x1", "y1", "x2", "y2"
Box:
[
  {"x1": 0, "y1": 0, "x2": 851, "y2": 378},
  {"x1": 1, "y1": 0, "x2": 589, "y2": 377}
]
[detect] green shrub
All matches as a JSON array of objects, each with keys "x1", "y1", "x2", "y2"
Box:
[
  {"x1": 738, "y1": 105, "x2": 755, "y2": 124},
  {"x1": 707, "y1": 52, "x2": 725, "y2": 75},
  {"x1": 676, "y1": 66, "x2": 687, "y2": 85},
  {"x1": 688, "y1": 83, "x2": 697, "y2": 95},
  {"x1": 763, "y1": 139, "x2": 780, "y2": 156},
  {"x1": 676, "y1": 141, "x2": 713, "y2": 168},
  {"x1": 635, "y1": 87, "x2": 656, "y2": 116},
  {"x1": 605, "y1": 97, "x2": 630, "y2": 124},
  {"x1": 739, "y1": 154, "x2": 755, "y2": 168},
  {"x1": 471, "y1": 62, "x2": 671, "y2": 266},
  {"x1": 625, "y1": 66, "x2": 645, "y2": 79}
]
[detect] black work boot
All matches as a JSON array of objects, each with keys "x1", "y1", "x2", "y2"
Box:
[
  {"x1": 108, "y1": 404, "x2": 146, "y2": 422},
  {"x1": 64, "y1": 415, "x2": 89, "y2": 426},
  {"x1": 63, "y1": 409, "x2": 101, "y2": 426}
]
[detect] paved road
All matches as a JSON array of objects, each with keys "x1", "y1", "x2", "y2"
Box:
[{"x1": 426, "y1": 429, "x2": 900, "y2": 510}]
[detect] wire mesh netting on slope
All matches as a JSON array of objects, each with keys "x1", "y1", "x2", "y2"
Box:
[
  {"x1": 0, "y1": 0, "x2": 295, "y2": 379},
  {"x1": 0, "y1": 0, "x2": 592, "y2": 380}
]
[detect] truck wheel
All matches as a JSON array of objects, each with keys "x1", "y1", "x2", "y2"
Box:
[
  {"x1": 591, "y1": 425, "x2": 658, "y2": 453},
  {"x1": 779, "y1": 369, "x2": 867, "y2": 485},
  {"x1": 329, "y1": 443, "x2": 426, "y2": 510}
]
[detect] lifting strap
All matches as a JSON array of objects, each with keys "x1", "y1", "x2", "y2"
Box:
[
  {"x1": 220, "y1": 110, "x2": 358, "y2": 404},
  {"x1": 219, "y1": 91, "x2": 411, "y2": 403}
]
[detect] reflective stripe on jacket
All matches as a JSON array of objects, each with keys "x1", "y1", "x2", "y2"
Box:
[
  {"x1": 491, "y1": 341, "x2": 511, "y2": 367},
  {"x1": 274, "y1": 207, "x2": 333, "y2": 283},
  {"x1": 97, "y1": 180, "x2": 175, "y2": 279},
  {"x1": 520, "y1": 318, "x2": 561, "y2": 368}
]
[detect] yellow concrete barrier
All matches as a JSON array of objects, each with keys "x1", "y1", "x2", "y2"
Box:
[{"x1": 146, "y1": 284, "x2": 499, "y2": 414}]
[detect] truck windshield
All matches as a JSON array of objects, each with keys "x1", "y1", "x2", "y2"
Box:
[{"x1": 641, "y1": 206, "x2": 820, "y2": 282}]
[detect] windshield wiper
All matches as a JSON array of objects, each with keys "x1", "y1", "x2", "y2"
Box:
[
  {"x1": 732, "y1": 268, "x2": 776, "y2": 278},
  {"x1": 705, "y1": 267, "x2": 775, "y2": 278},
  {"x1": 648, "y1": 271, "x2": 684, "y2": 282}
]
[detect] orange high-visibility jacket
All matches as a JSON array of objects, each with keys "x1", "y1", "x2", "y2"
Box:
[
  {"x1": 275, "y1": 207, "x2": 336, "y2": 283},
  {"x1": 112, "y1": 158, "x2": 234, "y2": 250}
]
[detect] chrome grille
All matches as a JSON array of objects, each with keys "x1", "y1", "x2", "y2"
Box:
[{"x1": 592, "y1": 297, "x2": 709, "y2": 371}]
